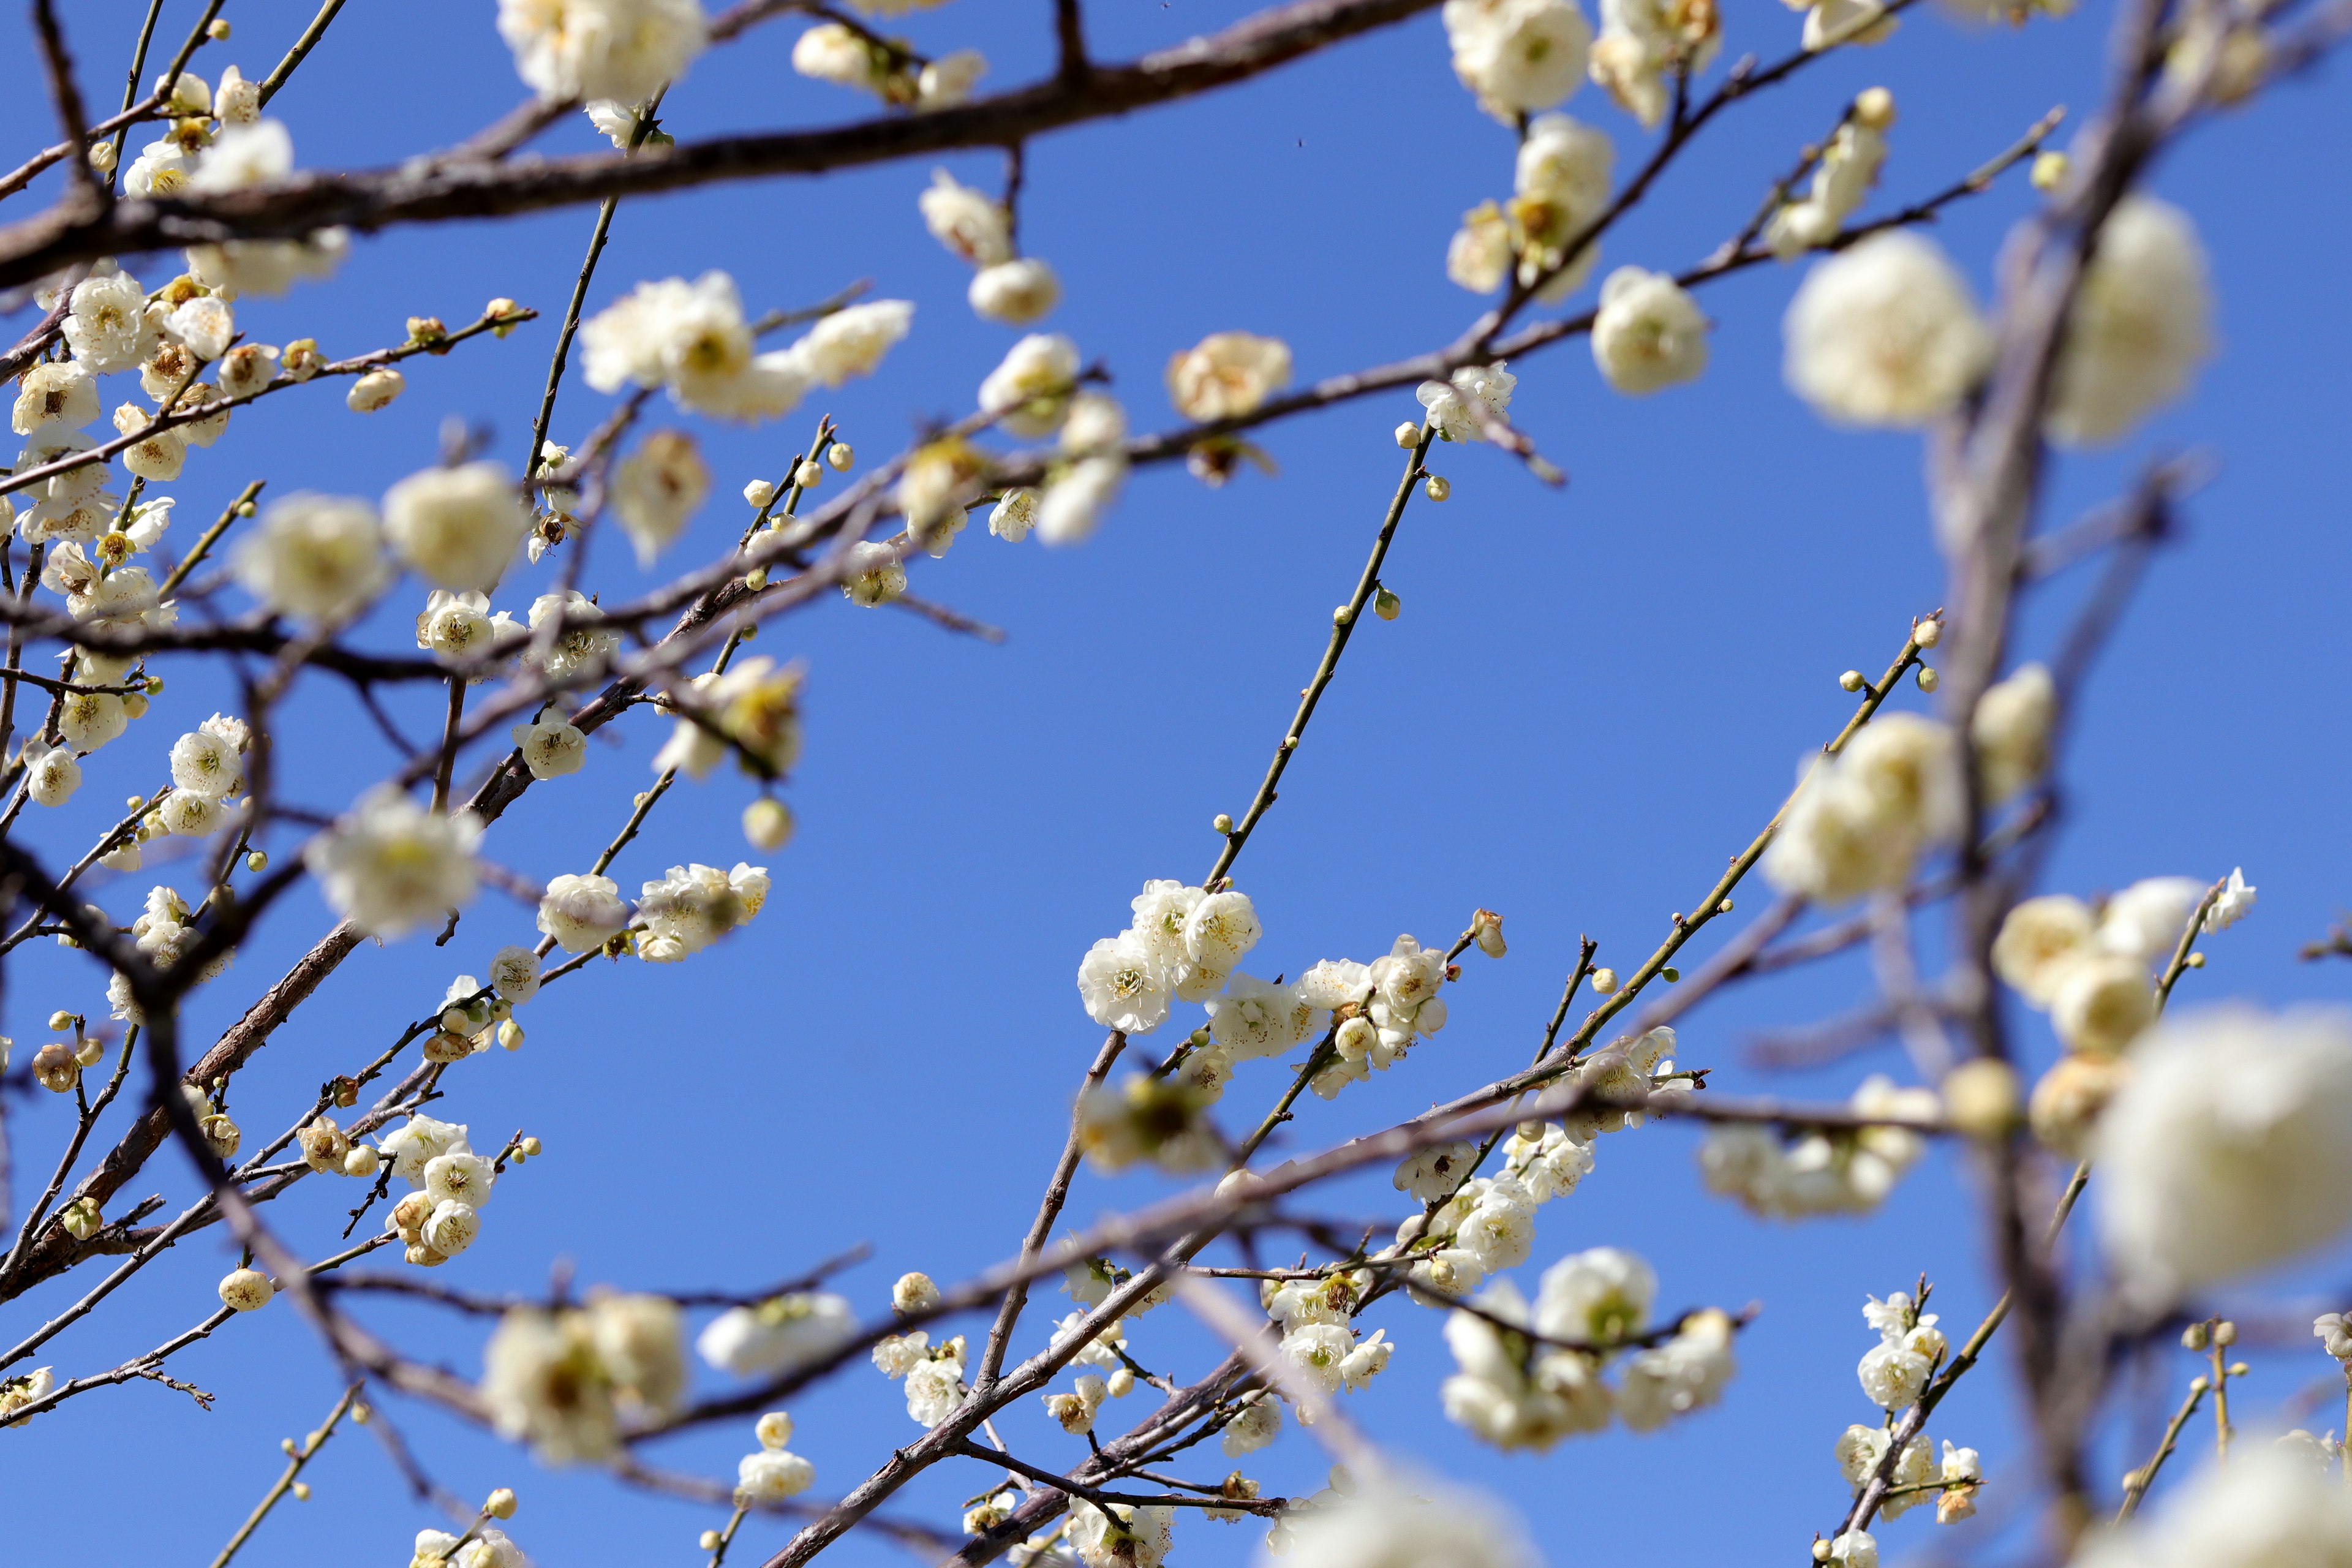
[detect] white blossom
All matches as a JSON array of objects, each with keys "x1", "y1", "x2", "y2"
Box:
[
  {"x1": 1992, "y1": 894, "x2": 2095, "y2": 1005},
  {"x1": 1761, "y1": 714, "x2": 1960, "y2": 902},
  {"x1": 1617, "y1": 1307, "x2": 1737, "y2": 1430},
  {"x1": 2097, "y1": 1006, "x2": 2352, "y2": 1302},
  {"x1": 2072, "y1": 1451, "x2": 2352, "y2": 1568},
  {"x1": 538, "y1": 873, "x2": 631, "y2": 952},
  {"x1": 305, "y1": 788, "x2": 482, "y2": 938},
  {"x1": 1782, "y1": 232, "x2": 1992, "y2": 426},
  {"x1": 1077, "y1": 931, "x2": 1171, "y2": 1035},
  {"x1": 1444, "y1": 0, "x2": 1594, "y2": 122},
  {"x1": 697, "y1": 1292, "x2": 857, "y2": 1377},
  {"x1": 1589, "y1": 0, "x2": 1719, "y2": 127},
  {"x1": 2046, "y1": 197, "x2": 2212, "y2": 446},
  {"x1": 62, "y1": 273, "x2": 154, "y2": 372},
  {"x1": 497, "y1": 0, "x2": 707, "y2": 104},
  {"x1": 1165, "y1": 333, "x2": 1292, "y2": 422},
  {"x1": 1419, "y1": 361, "x2": 1518, "y2": 442},
  {"x1": 2206, "y1": 866, "x2": 2256, "y2": 932},
  {"x1": 1590, "y1": 266, "x2": 1708, "y2": 394},
  {"x1": 511, "y1": 707, "x2": 588, "y2": 780},
  {"x1": 232, "y1": 494, "x2": 389, "y2": 623},
  {"x1": 612, "y1": 431, "x2": 710, "y2": 565},
  {"x1": 918, "y1": 171, "x2": 1012, "y2": 267},
  {"x1": 1972, "y1": 662, "x2": 2054, "y2": 806},
  {"x1": 970, "y1": 258, "x2": 1063, "y2": 325},
  {"x1": 793, "y1": 301, "x2": 914, "y2": 388},
  {"x1": 383, "y1": 462, "x2": 530, "y2": 592},
  {"x1": 980, "y1": 334, "x2": 1082, "y2": 438}
]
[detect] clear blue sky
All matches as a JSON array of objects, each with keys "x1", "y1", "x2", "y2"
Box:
[{"x1": 4, "y1": 1, "x2": 2348, "y2": 1564}]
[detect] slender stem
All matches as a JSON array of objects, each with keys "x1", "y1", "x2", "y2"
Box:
[
  {"x1": 2209, "y1": 1330, "x2": 2233, "y2": 1461},
  {"x1": 257, "y1": 0, "x2": 350, "y2": 105},
  {"x1": 109, "y1": 0, "x2": 167, "y2": 183},
  {"x1": 158, "y1": 480, "x2": 265, "y2": 598},
  {"x1": 2116, "y1": 1376, "x2": 2208, "y2": 1520},
  {"x1": 1204, "y1": 429, "x2": 1432, "y2": 888},
  {"x1": 430, "y1": 677, "x2": 466, "y2": 813},
  {"x1": 707, "y1": 1505, "x2": 752, "y2": 1567},
  {"x1": 209, "y1": 1382, "x2": 361, "y2": 1567}
]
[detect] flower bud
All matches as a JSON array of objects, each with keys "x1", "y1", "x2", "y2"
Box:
[
  {"x1": 423, "y1": 1029, "x2": 473, "y2": 1063},
  {"x1": 299, "y1": 1117, "x2": 351, "y2": 1174},
  {"x1": 486, "y1": 298, "x2": 523, "y2": 336},
  {"x1": 1213, "y1": 813, "x2": 1234, "y2": 834},
  {"x1": 32, "y1": 1042, "x2": 80, "y2": 1092},
  {"x1": 245, "y1": 850, "x2": 268, "y2": 872},
  {"x1": 1374, "y1": 586, "x2": 1401, "y2": 621},
  {"x1": 1423, "y1": 475, "x2": 1450, "y2": 502},
  {"x1": 497, "y1": 1018, "x2": 525, "y2": 1050},
  {"x1": 1940, "y1": 1058, "x2": 2019, "y2": 1140},
  {"x1": 206, "y1": 17, "x2": 231, "y2": 38},
  {"x1": 405, "y1": 316, "x2": 448, "y2": 349},
  {"x1": 1472, "y1": 909, "x2": 1507, "y2": 958},
  {"x1": 2214, "y1": 1320, "x2": 2238, "y2": 1346},
  {"x1": 219, "y1": 1267, "x2": 274, "y2": 1311},
  {"x1": 1912, "y1": 617, "x2": 1942, "y2": 648},
  {"x1": 826, "y1": 443, "x2": 854, "y2": 470},
  {"x1": 201, "y1": 1113, "x2": 243, "y2": 1159},
  {"x1": 391, "y1": 1191, "x2": 434, "y2": 1233},
  {"x1": 892, "y1": 1272, "x2": 942, "y2": 1315},
  {"x1": 1393, "y1": 422, "x2": 1419, "y2": 449},
  {"x1": 1839, "y1": 669, "x2": 1866, "y2": 692},
  {"x1": 61, "y1": 1196, "x2": 103, "y2": 1240},
  {"x1": 343, "y1": 1145, "x2": 380, "y2": 1178},
  {"x1": 2030, "y1": 151, "x2": 2069, "y2": 191},
  {"x1": 520, "y1": 1136, "x2": 543, "y2": 1157},
  {"x1": 1852, "y1": 86, "x2": 1896, "y2": 129},
  {"x1": 796, "y1": 461, "x2": 823, "y2": 488},
  {"x1": 292, "y1": 1482, "x2": 311, "y2": 1501},
  {"x1": 1106, "y1": 1366, "x2": 1136, "y2": 1398},
  {"x1": 404, "y1": 1243, "x2": 449, "y2": 1267},
  {"x1": 1590, "y1": 967, "x2": 1619, "y2": 994},
  {"x1": 1332, "y1": 604, "x2": 1352, "y2": 626},
  {"x1": 744, "y1": 479, "x2": 777, "y2": 509},
  {"x1": 744, "y1": 797, "x2": 796, "y2": 852},
  {"x1": 88, "y1": 141, "x2": 118, "y2": 175},
  {"x1": 73, "y1": 1036, "x2": 104, "y2": 1066},
  {"x1": 1915, "y1": 665, "x2": 1940, "y2": 692},
  {"x1": 756, "y1": 1411, "x2": 794, "y2": 1450},
  {"x1": 47, "y1": 1010, "x2": 74, "y2": 1031},
  {"x1": 700, "y1": 1532, "x2": 723, "y2": 1552},
  {"x1": 486, "y1": 1488, "x2": 518, "y2": 1519}
]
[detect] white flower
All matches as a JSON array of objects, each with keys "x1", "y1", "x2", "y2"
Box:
[
  {"x1": 1447, "y1": 202, "x2": 1514, "y2": 294},
  {"x1": 527, "y1": 590, "x2": 620, "y2": 680},
  {"x1": 488, "y1": 945, "x2": 541, "y2": 1003},
  {"x1": 1207, "y1": 973, "x2": 1317, "y2": 1060},
  {"x1": 1077, "y1": 932, "x2": 1170, "y2": 1035},
  {"x1": 1826, "y1": 1531, "x2": 1877, "y2": 1568},
  {"x1": 25, "y1": 744, "x2": 80, "y2": 807},
  {"x1": 2072, "y1": 1451, "x2": 2352, "y2": 1568},
  {"x1": 989, "y1": 488, "x2": 1039, "y2": 542},
  {"x1": 1444, "y1": 0, "x2": 1594, "y2": 123},
  {"x1": 581, "y1": 273, "x2": 807, "y2": 421},
  {"x1": 1539, "y1": 1246, "x2": 1654, "y2": 1344},
  {"x1": 2315, "y1": 1313, "x2": 2352, "y2": 1362},
  {"x1": 124, "y1": 139, "x2": 195, "y2": 198},
  {"x1": 1419, "y1": 361, "x2": 1518, "y2": 442},
  {"x1": 1442, "y1": 1279, "x2": 1612, "y2": 1448},
  {"x1": 497, "y1": 0, "x2": 707, "y2": 103},
  {"x1": 2098, "y1": 1006, "x2": 2352, "y2": 1302},
  {"x1": 612, "y1": 430, "x2": 709, "y2": 565},
  {"x1": 969, "y1": 258, "x2": 1063, "y2": 325},
  {"x1": 1588, "y1": 0, "x2": 1719, "y2": 127},
  {"x1": 1340, "y1": 1329, "x2": 1393, "y2": 1390},
  {"x1": 1590, "y1": 266, "x2": 1708, "y2": 393},
  {"x1": 1183, "y1": 891, "x2": 1262, "y2": 972},
  {"x1": 61, "y1": 273, "x2": 153, "y2": 372},
  {"x1": 791, "y1": 23, "x2": 881, "y2": 89},
  {"x1": 214, "y1": 64, "x2": 260, "y2": 125},
  {"x1": 111, "y1": 405, "x2": 185, "y2": 481},
  {"x1": 918, "y1": 170, "x2": 1012, "y2": 266},
  {"x1": 381, "y1": 1114, "x2": 471, "y2": 1187},
  {"x1": 1276, "y1": 1485, "x2": 1536, "y2": 1568},
  {"x1": 980, "y1": 334, "x2": 1082, "y2": 438},
  {"x1": 382, "y1": 462, "x2": 529, "y2": 592},
  {"x1": 1616, "y1": 1308, "x2": 1737, "y2": 1431},
  {"x1": 1069, "y1": 1501, "x2": 1172, "y2": 1568},
  {"x1": 1766, "y1": 118, "x2": 1887, "y2": 259},
  {"x1": 1501, "y1": 1121, "x2": 1595, "y2": 1202},
  {"x1": 186, "y1": 232, "x2": 348, "y2": 298},
  {"x1": 510, "y1": 707, "x2": 587, "y2": 780},
  {"x1": 1282, "y1": 1324, "x2": 1356, "y2": 1393},
  {"x1": 792, "y1": 301, "x2": 913, "y2": 388},
  {"x1": 736, "y1": 1449, "x2": 815, "y2": 1504},
  {"x1": 1512, "y1": 115, "x2": 1613, "y2": 300},
  {"x1": 917, "y1": 49, "x2": 986, "y2": 107},
  {"x1": 423, "y1": 1199, "x2": 482, "y2": 1257},
  {"x1": 1972, "y1": 662, "x2": 2054, "y2": 805},
  {"x1": 424, "y1": 1149, "x2": 497, "y2": 1210},
  {"x1": 166, "y1": 295, "x2": 236, "y2": 361},
  {"x1": 1782, "y1": 232, "x2": 1992, "y2": 426},
  {"x1": 696, "y1": 1292, "x2": 857, "y2": 1377},
  {"x1": 1937, "y1": 1441, "x2": 1983, "y2": 1523},
  {"x1": 12, "y1": 363, "x2": 96, "y2": 435},
  {"x1": 2047, "y1": 197, "x2": 2212, "y2": 446},
  {"x1": 841, "y1": 540, "x2": 907, "y2": 608},
  {"x1": 346, "y1": 367, "x2": 407, "y2": 415},
  {"x1": 1992, "y1": 894, "x2": 2095, "y2": 1005},
  {"x1": 1165, "y1": 333, "x2": 1292, "y2": 423},
  {"x1": 1220, "y1": 1391, "x2": 1281, "y2": 1455},
  {"x1": 2206, "y1": 866, "x2": 2256, "y2": 932},
  {"x1": 1761, "y1": 714, "x2": 1961, "y2": 903},
  {"x1": 1457, "y1": 1189, "x2": 1536, "y2": 1271},
  {"x1": 305, "y1": 787, "x2": 483, "y2": 938},
  {"x1": 2051, "y1": 955, "x2": 2155, "y2": 1057},
  {"x1": 1858, "y1": 1337, "x2": 1932, "y2": 1409},
  {"x1": 416, "y1": 590, "x2": 498, "y2": 663},
  {"x1": 188, "y1": 121, "x2": 292, "y2": 194},
  {"x1": 1036, "y1": 456, "x2": 1126, "y2": 546},
  {"x1": 481, "y1": 1308, "x2": 618, "y2": 1463},
  {"x1": 232, "y1": 494, "x2": 388, "y2": 622},
  {"x1": 904, "y1": 1357, "x2": 965, "y2": 1425},
  {"x1": 157, "y1": 788, "x2": 230, "y2": 839}
]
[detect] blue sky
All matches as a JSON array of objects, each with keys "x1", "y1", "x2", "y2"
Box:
[{"x1": 3, "y1": 1, "x2": 2348, "y2": 1564}]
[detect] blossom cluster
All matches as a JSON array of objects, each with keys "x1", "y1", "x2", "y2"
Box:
[
  {"x1": 1699, "y1": 1075, "x2": 1940, "y2": 1218},
  {"x1": 1830, "y1": 1292, "x2": 1982, "y2": 1529}
]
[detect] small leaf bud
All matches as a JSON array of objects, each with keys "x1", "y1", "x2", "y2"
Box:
[{"x1": 1660, "y1": 966, "x2": 1680, "y2": 983}]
